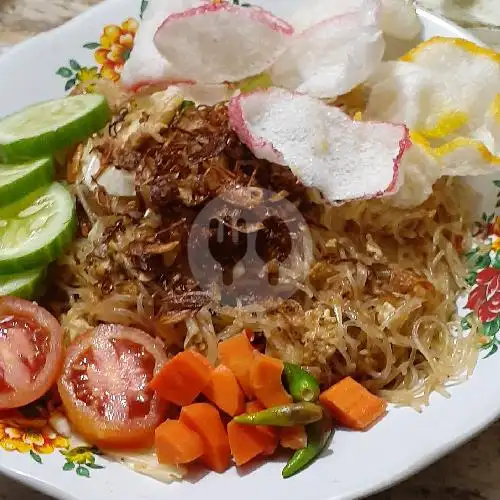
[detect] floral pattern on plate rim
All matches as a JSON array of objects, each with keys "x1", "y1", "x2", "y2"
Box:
[
  {"x1": 5, "y1": 0, "x2": 492, "y2": 474},
  {"x1": 55, "y1": 0, "x2": 250, "y2": 90},
  {"x1": 0, "y1": 405, "x2": 104, "y2": 477},
  {"x1": 463, "y1": 181, "x2": 500, "y2": 357}
]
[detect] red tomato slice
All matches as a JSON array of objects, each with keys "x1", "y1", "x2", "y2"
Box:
[
  {"x1": 58, "y1": 324, "x2": 168, "y2": 449},
  {"x1": 0, "y1": 297, "x2": 64, "y2": 410}
]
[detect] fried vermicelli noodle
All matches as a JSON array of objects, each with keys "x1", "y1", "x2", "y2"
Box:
[{"x1": 51, "y1": 89, "x2": 478, "y2": 412}]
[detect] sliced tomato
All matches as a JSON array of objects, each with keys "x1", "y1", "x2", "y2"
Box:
[
  {"x1": 0, "y1": 296, "x2": 64, "y2": 410},
  {"x1": 58, "y1": 324, "x2": 168, "y2": 449}
]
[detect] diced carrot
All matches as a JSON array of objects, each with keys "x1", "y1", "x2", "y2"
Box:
[
  {"x1": 319, "y1": 376, "x2": 387, "y2": 430},
  {"x1": 180, "y1": 403, "x2": 231, "y2": 473},
  {"x1": 149, "y1": 350, "x2": 213, "y2": 406},
  {"x1": 245, "y1": 401, "x2": 278, "y2": 456},
  {"x1": 217, "y1": 332, "x2": 256, "y2": 398},
  {"x1": 250, "y1": 353, "x2": 292, "y2": 409},
  {"x1": 227, "y1": 420, "x2": 272, "y2": 467},
  {"x1": 245, "y1": 400, "x2": 266, "y2": 413},
  {"x1": 280, "y1": 425, "x2": 307, "y2": 450},
  {"x1": 155, "y1": 419, "x2": 204, "y2": 465},
  {"x1": 203, "y1": 364, "x2": 246, "y2": 417}
]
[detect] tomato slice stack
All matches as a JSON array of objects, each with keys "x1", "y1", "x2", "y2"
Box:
[
  {"x1": 58, "y1": 324, "x2": 168, "y2": 449},
  {"x1": 0, "y1": 297, "x2": 64, "y2": 410}
]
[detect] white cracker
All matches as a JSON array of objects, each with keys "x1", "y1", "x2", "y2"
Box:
[{"x1": 229, "y1": 88, "x2": 410, "y2": 203}]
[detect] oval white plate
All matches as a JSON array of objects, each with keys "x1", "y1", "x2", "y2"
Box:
[{"x1": 0, "y1": 2, "x2": 499, "y2": 500}]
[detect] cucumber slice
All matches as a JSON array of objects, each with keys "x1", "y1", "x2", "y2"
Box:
[
  {"x1": 0, "y1": 182, "x2": 75, "y2": 273},
  {"x1": 0, "y1": 157, "x2": 54, "y2": 207},
  {"x1": 0, "y1": 94, "x2": 110, "y2": 162},
  {"x1": 0, "y1": 267, "x2": 46, "y2": 299}
]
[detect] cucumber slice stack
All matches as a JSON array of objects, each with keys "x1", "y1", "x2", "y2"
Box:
[
  {"x1": 0, "y1": 94, "x2": 110, "y2": 162},
  {"x1": 0, "y1": 157, "x2": 54, "y2": 207},
  {"x1": 0, "y1": 94, "x2": 111, "y2": 298},
  {"x1": 0, "y1": 183, "x2": 76, "y2": 273},
  {"x1": 0, "y1": 267, "x2": 46, "y2": 299}
]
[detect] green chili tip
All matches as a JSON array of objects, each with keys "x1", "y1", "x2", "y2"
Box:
[
  {"x1": 282, "y1": 415, "x2": 333, "y2": 479},
  {"x1": 284, "y1": 363, "x2": 321, "y2": 403},
  {"x1": 233, "y1": 402, "x2": 323, "y2": 427}
]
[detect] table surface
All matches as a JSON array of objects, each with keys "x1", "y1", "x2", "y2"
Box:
[{"x1": 1, "y1": 1, "x2": 500, "y2": 499}]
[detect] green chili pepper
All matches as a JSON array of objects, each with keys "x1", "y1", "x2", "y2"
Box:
[
  {"x1": 282, "y1": 414, "x2": 333, "y2": 479},
  {"x1": 233, "y1": 402, "x2": 323, "y2": 427},
  {"x1": 284, "y1": 363, "x2": 320, "y2": 403}
]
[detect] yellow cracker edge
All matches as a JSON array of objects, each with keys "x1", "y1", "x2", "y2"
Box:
[
  {"x1": 411, "y1": 131, "x2": 500, "y2": 167},
  {"x1": 418, "y1": 111, "x2": 469, "y2": 139},
  {"x1": 490, "y1": 94, "x2": 500, "y2": 124},
  {"x1": 401, "y1": 37, "x2": 500, "y2": 64}
]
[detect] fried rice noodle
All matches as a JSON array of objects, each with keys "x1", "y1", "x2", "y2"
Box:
[{"x1": 55, "y1": 94, "x2": 479, "y2": 412}]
